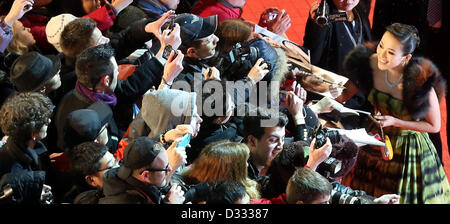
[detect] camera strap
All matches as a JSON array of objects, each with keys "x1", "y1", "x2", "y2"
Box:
[{"x1": 342, "y1": 9, "x2": 363, "y2": 47}]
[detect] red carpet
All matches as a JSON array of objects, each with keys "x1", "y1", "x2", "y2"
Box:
[{"x1": 242, "y1": 0, "x2": 450, "y2": 181}]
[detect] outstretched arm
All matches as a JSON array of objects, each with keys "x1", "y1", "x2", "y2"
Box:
[{"x1": 377, "y1": 89, "x2": 441, "y2": 133}]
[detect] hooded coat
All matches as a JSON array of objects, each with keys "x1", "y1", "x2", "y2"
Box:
[{"x1": 99, "y1": 167, "x2": 162, "y2": 204}]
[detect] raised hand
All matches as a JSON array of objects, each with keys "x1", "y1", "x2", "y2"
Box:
[
  {"x1": 4, "y1": 0, "x2": 34, "y2": 26},
  {"x1": 306, "y1": 137, "x2": 332, "y2": 171},
  {"x1": 268, "y1": 9, "x2": 291, "y2": 35},
  {"x1": 247, "y1": 58, "x2": 270, "y2": 83}
]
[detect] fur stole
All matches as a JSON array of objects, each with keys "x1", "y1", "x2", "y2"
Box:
[{"x1": 343, "y1": 46, "x2": 445, "y2": 120}]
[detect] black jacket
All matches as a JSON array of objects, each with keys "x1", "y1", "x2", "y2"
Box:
[
  {"x1": 99, "y1": 167, "x2": 162, "y2": 204},
  {"x1": 303, "y1": 0, "x2": 372, "y2": 74},
  {"x1": 54, "y1": 56, "x2": 164, "y2": 152},
  {"x1": 0, "y1": 171, "x2": 46, "y2": 204},
  {"x1": 0, "y1": 139, "x2": 50, "y2": 177}
]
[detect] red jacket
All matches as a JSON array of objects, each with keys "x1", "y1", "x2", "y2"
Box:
[
  {"x1": 190, "y1": 0, "x2": 242, "y2": 23},
  {"x1": 251, "y1": 193, "x2": 287, "y2": 204},
  {"x1": 21, "y1": 5, "x2": 116, "y2": 54}
]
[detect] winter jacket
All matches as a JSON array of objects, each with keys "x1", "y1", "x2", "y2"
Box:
[
  {"x1": 190, "y1": 0, "x2": 242, "y2": 23},
  {"x1": 303, "y1": 0, "x2": 372, "y2": 75},
  {"x1": 0, "y1": 139, "x2": 50, "y2": 177},
  {"x1": 0, "y1": 170, "x2": 46, "y2": 204},
  {"x1": 99, "y1": 167, "x2": 162, "y2": 204}
]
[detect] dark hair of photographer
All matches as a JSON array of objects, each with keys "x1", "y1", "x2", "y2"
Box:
[
  {"x1": 215, "y1": 19, "x2": 253, "y2": 53},
  {"x1": 260, "y1": 134, "x2": 358, "y2": 198},
  {"x1": 243, "y1": 107, "x2": 288, "y2": 141},
  {"x1": 206, "y1": 180, "x2": 249, "y2": 204},
  {"x1": 259, "y1": 140, "x2": 308, "y2": 199},
  {"x1": 187, "y1": 79, "x2": 241, "y2": 163}
]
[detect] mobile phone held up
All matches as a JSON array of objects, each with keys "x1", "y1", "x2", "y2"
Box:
[
  {"x1": 177, "y1": 134, "x2": 191, "y2": 148},
  {"x1": 162, "y1": 45, "x2": 178, "y2": 60},
  {"x1": 161, "y1": 18, "x2": 175, "y2": 34}
]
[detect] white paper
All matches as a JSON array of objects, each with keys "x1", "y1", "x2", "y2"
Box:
[{"x1": 328, "y1": 128, "x2": 386, "y2": 147}]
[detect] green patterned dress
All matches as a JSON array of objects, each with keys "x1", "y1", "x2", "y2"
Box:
[{"x1": 347, "y1": 88, "x2": 450, "y2": 204}]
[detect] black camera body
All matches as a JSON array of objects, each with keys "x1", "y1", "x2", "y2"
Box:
[
  {"x1": 229, "y1": 43, "x2": 272, "y2": 71},
  {"x1": 312, "y1": 126, "x2": 340, "y2": 148},
  {"x1": 309, "y1": 126, "x2": 342, "y2": 178},
  {"x1": 315, "y1": 0, "x2": 348, "y2": 26},
  {"x1": 222, "y1": 42, "x2": 272, "y2": 81}
]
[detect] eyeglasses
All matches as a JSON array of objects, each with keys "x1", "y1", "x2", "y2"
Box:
[
  {"x1": 97, "y1": 166, "x2": 114, "y2": 173},
  {"x1": 145, "y1": 163, "x2": 170, "y2": 173}
]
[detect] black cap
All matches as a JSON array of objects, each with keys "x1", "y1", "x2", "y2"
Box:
[
  {"x1": 174, "y1": 13, "x2": 218, "y2": 46},
  {"x1": 117, "y1": 137, "x2": 164, "y2": 179},
  {"x1": 10, "y1": 51, "x2": 61, "y2": 92},
  {"x1": 63, "y1": 102, "x2": 112, "y2": 149}
]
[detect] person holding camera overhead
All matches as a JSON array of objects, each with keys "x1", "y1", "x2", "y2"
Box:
[
  {"x1": 304, "y1": 0, "x2": 372, "y2": 75},
  {"x1": 303, "y1": 0, "x2": 374, "y2": 130}
]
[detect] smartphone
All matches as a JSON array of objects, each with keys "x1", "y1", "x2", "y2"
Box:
[
  {"x1": 162, "y1": 45, "x2": 178, "y2": 60},
  {"x1": 161, "y1": 18, "x2": 175, "y2": 34},
  {"x1": 177, "y1": 134, "x2": 191, "y2": 148}
]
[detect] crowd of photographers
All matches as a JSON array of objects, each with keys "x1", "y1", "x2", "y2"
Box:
[{"x1": 0, "y1": 0, "x2": 424, "y2": 205}]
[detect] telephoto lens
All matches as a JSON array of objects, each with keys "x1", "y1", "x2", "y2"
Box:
[{"x1": 315, "y1": 0, "x2": 329, "y2": 26}]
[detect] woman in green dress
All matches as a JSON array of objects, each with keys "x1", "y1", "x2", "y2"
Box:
[{"x1": 342, "y1": 23, "x2": 450, "y2": 203}]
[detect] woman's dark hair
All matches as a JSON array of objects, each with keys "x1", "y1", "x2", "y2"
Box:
[
  {"x1": 0, "y1": 92, "x2": 53, "y2": 142},
  {"x1": 206, "y1": 180, "x2": 248, "y2": 204},
  {"x1": 385, "y1": 23, "x2": 421, "y2": 55},
  {"x1": 216, "y1": 19, "x2": 253, "y2": 53}
]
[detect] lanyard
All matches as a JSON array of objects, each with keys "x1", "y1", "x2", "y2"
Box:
[{"x1": 342, "y1": 9, "x2": 363, "y2": 47}]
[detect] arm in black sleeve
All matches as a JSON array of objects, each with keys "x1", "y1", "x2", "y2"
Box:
[
  {"x1": 109, "y1": 18, "x2": 156, "y2": 60},
  {"x1": 115, "y1": 56, "x2": 164, "y2": 103},
  {"x1": 302, "y1": 17, "x2": 332, "y2": 65}
]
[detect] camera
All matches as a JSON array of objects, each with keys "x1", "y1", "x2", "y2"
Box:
[
  {"x1": 161, "y1": 17, "x2": 175, "y2": 34},
  {"x1": 162, "y1": 180, "x2": 210, "y2": 204},
  {"x1": 0, "y1": 184, "x2": 13, "y2": 204},
  {"x1": 330, "y1": 190, "x2": 361, "y2": 204},
  {"x1": 162, "y1": 45, "x2": 178, "y2": 60},
  {"x1": 222, "y1": 41, "x2": 272, "y2": 81},
  {"x1": 311, "y1": 125, "x2": 340, "y2": 148},
  {"x1": 309, "y1": 125, "x2": 342, "y2": 178},
  {"x1": 315, "y1": 0, "x2": 348, "y2": 26}
]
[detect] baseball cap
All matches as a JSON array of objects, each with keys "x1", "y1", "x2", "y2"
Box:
[
  {"x1": 174, "y1": 13, "x2": 218, "y2": 46},
  {"x1": 63, "y1": 101, "x2": 112, "y2": 150},
  {"x1": 117, "y1": 137, "x2": 164, "y2": 179}
]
